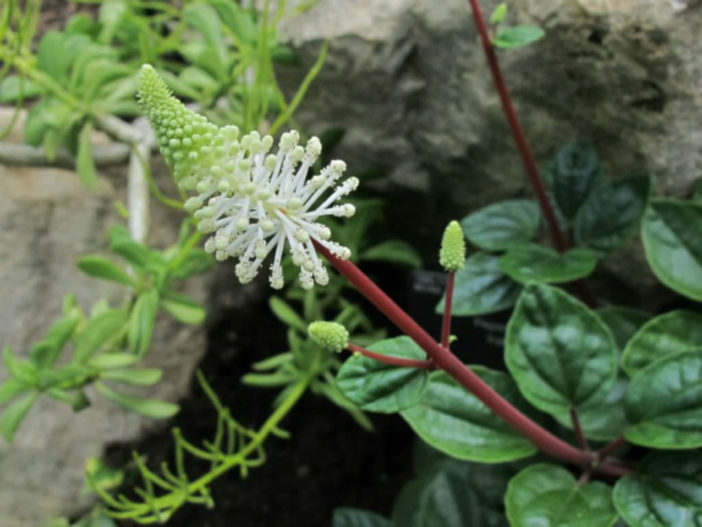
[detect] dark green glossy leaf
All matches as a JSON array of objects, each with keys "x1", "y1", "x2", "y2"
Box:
[
  {"x1": 161, "y1": 290, "x2": 206, "y2": 325},
  {"x1": 336, "y1": 336, "x2": 428, "y2": 413},
  {"x1": 621, "y1": 310, "x2": 702, "y2": 377},
  {"x1": 0, "y1": 392, "x2": 38, "y2": 442},
  {"x1": 574, "y1": 176, "x2": 650, "y2": 252},
  {"x1": 95, "y1": 382, "x2": 178, "y2": 419},
  {"x1": 435, "y1": 252, "x2": 522, "y2": 316},
  {"x1": 393, "y1": 467, "x2": 486, "y2": 527},
  {"x1": 493, "y1": 25, "x2": 545, "y2": 49},
  {"x1": 506, "y1": 464, "x2": 618, "y2": 527},
  {"x1": 360, "y1": 240, "x2": 422, "y2": 268},
  {"x1": 76, "y1": 120, "x2": 98, "y2": 189},
  {"x1": 460, "y1": 200, "x2": 540, "y2": 252},
  {"x1": 505, "y1": 284, "x2": 618, "y2": 415},
  {"x1": 128, "y1": 290, "x2": 159, "y2": 357},
  {"x1": 597, "y1": 306, "x2": 650, "y2": 351},
  {"x1": 554, "y1": 377, "x2": 628, "y2": 441},
  {"x1": 545, "y1": 141, "x2": 601, "y2": 220},
  {"x1": 500, "y1": 244, "x2": 597, "y2": 284},
  {"x1": 401, "y1": 368, "x2": 537, "y2": 463},
  {"x1": 625, "y1": 349, "x2": 702, "y2": 448},
  {"x1": 77, "y1": 255, "x2": 136, "y2": 287},
  {"x1": 613, "y1": 452, "x2": 702, "y2": 527},
  {"x1": 642, "y1": 199, "x2": 702, "y2": 301},
  {"x1": 332, "y1": 508, "x2": 390, "y2": 527}
]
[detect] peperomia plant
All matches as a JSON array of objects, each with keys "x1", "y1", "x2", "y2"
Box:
[{"x1": 93, "y1": 0, "x2": 702, "y2": 523}]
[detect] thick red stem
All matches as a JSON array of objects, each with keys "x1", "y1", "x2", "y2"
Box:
[
  {"x1": 441, "y1": 272, "x2": 455, "y2": 349},
  {"x1": 316, "y1": 241, "x2": 629, "y2": 477},
  {"x1": 465, "y1": 0, "x2": 567, "y2": 253},
  {"x1": 348, "y1": 343, "x2": 434, "y2": 369}
]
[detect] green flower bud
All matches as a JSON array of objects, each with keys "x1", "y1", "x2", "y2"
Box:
[
  {"x1": 308, "y1": 321, "x2": 349, "y2": 353},
  {"x1": 439, "y1": 220, "x2": 466, "y2": 271}
]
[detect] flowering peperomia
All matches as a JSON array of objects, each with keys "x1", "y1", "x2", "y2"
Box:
[{"x1": 137, "y1": 64, "x2": 357, "y2": 289}]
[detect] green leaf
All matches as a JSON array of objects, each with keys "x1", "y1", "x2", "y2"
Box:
[
  {"x1": 76, "y1": 121, "x2": 98, "y2": 189},
  {"x1": 613, "y1": 452, "x2": 702, "y2": 527},
  {"x1": 401, "y1": 368, "x2": 537, "y2": 463},
  {"x1": 360, "y1": 240, "x2": 422, "y2": 268},
  {"x1": 506, "y1": 464, "x2": 618, "y2": 527},
  {"x1": 574, "y1": 176, "x2": 650, "y2": 252},
  {"x1": 3, "y1": 347, "x2": 38, "y2": 384},
  {"x1": 500, "y1": 244, "x2": 598, "y2": 284},
  {"x1": 392, "y1": 467, "x2": 487, "y2": 527},
  {"x1": 0, "y1": 392, "x2": 39, "y2": 442},
  {"x1": 88, "y1": 353, "x2": 140, "y2": 369},
  {"x1": 546, "y1": 142, "x2": 601, "y2": 220},
  {"x1": 336, "y1": 336, "x2": 429, "y2": 413},
  {"x1": 169, "y1": 249, "x2": 213, "y2": 279},
  {"x1": 625, "y1": 349, "x2": 702, "y2": 448},
  {"x1": 642, "y1": 198, "x2": 702, "y2": 301},
  {"x1": 435, "y1": 252, "x2": 522, "y2": 316},
  {"x1": 95, "y1": 382, "x2": 178, "y2": 419},
  {"x1": 505, "y1": 283, "x2": 618, "y2": 416},
  {"x1": 0, "y1": 75, "x2": 42, "y2": 102},
  {"x1": 460, "y1": 200, "x2": 540, "y2": 252},
  {"x1": 553, "y1": 377, "x2": 628, "y2": 441},
  {"x1": 72, "y1": 308, "x2": 128, "y2": 364},
  {"x1": 0, "y1": 379, "x2": 28, "y2": 405},
  {"x1": 37, "y1": 31, "x2": 69, "y2": 82},
  {"x1": 597, "y1": 306, "x2": 650, "y2": 351},
  {"x1": 490, "y1": 3, "x2": 508, "y2": 25},
  {"x1": 183, "y1": 3, "x2": 228, "y2": 79},
  {"x1": 77, "y1": 255, "x2": 136, "y2": 287},
  {"x1": 128, "y1": 290, "x2": 159, "y2": 357},
  {"x1": 102, "y1": 368, "x2": 162, "y2": 386},
  {"x1": 29, "y1": 315, "x2": 80, "y2": 367},
  {"x1": 621, "y1": 310, "x2": 702, "y2": 377},
  {"x1": 332, "y1": 508, "x2": 391, "y2": 527},
  {"x1": 269, "y1": 296, "x2": 307, "y2": 332},
  {"x1": 493, "y1": 25, "x2": 545, "y2": 49},
  {"x1": 108, "y1": 226, "x2": 153, "y2": 269},
  {"x1": 161, "y1": 290, "x2": 206, "y2": 325}
]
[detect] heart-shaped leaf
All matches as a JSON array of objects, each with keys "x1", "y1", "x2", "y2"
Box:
[
  {"x1": 546, "y1": 142, "x2": 601, "y2": 220},
  {"x1": 435, "y1": 252, "x2": 522, "y2": 316},
  {"x1": 642, "y1": 198, "x2": 702, "y2": 301},
  {"x1": 505, "y1": 284, "x2": 618, "y2": 416},
  {"x1": 506, "y1": 464, "x2": 618, "y2": 527},
  {"x1": 401, "y1": 368, "x2": 537, "y2": 463},
  {"x1": 613, "y1": 452, "x2": 702, "y2": 527},
  {"x1": 500, "y1": 244, "x2": 597, "y2": 284},
  {"x1": 625, "y1": 349, "x2": 702, "y2": 448},
  {"x1": 574, "y1": 176, "x2": 650, "y2": 252},
  {"x1": 460, "y1": 200, "x2": 540, "y2": 252},
  {"x1": 336, "y1": 336, "x2": 429, "y2": 413},
  {"x1": 621, "y1": 310, "x2": 702, "y2": 377}
]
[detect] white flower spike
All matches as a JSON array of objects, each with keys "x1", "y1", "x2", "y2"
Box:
[{"x1": 138, "y1": 65, "x2": 357, "y2": 289}]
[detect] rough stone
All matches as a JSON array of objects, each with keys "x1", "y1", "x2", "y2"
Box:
[
  {"x1": 279, "y1": 0, "x2": 702, "y2": 209},
  {"x1": 0, "y1": 109, "x2": 209, "y2": 526}
]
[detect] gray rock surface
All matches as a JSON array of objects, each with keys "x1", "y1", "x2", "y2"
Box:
[
  {"x1": 279, "y1": 0, "x2": 702, "y2": 208},
  {"x1": 0, "y1": 109, "x2": 209, "y2": 526}
]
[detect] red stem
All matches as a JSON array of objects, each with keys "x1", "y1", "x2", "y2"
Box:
[
  {"x1": 441, "y1": 272, "x2": 455, "y2": 348},
  {"x1": 348, "y1": 342, "x2": 434, "y2": 369},
  {"x1": 569, "y1": 407, "x2": 590, "y2": 452},
  {"x1": 464, "y1": 0, "x2": 567, "y2": 253},
  {"x1": 316, "y1": 241, "x2": 629, "y2": 477},
  {"x1": 597, "y1": 436, "x2": 627, "y2": 462}
]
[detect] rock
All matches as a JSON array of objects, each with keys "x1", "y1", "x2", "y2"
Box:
[
  {"x1": 0, "y1": 108, "x2": 209, "y2": 526},
  {"x1": 279, "y1": 0, "x2": 702, "y2": 210}
]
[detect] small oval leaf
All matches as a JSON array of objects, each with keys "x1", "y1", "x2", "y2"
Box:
[
  {"x1": 500, "y1": 244, "x2": 597, "y2": 284},
  {"x1": 460, "y1": 200, "x2": 540, "y2": 252}
]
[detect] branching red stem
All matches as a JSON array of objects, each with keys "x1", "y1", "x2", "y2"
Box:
[
  {"x1": 597, "y1": 436, "x2": 627, "y2": 462},
  {"x1": 316, "y1": 241, "x2": 630, "y2": 477},
  {"x1": 441, "y1": 272, "x2": 455, "y2": 349},
  {"x1": 348, "y1": 342, "x2": 434, "y2": 369},
  {"x1": 570, "y1": 407, "x2": 590, "y2": 452},
  {"x1": 464, "y1": 0, "x2": 567, "y2": 252}
]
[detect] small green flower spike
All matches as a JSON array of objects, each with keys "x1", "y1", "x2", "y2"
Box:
[
  {"x1": 439, "y1": 220, "x2": 466, "y2": 271},
  {"x1": 308, "y1": 321, "x2": 349, "y2": 353},
  {"x1": 137, "y1": 64, "x2": 359, "y2": 289}
]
